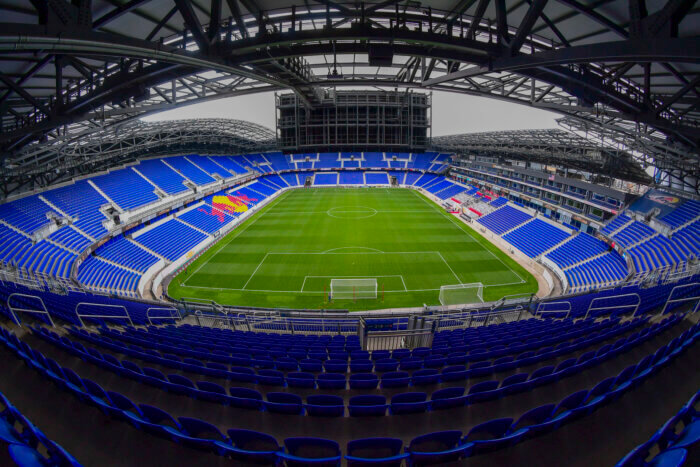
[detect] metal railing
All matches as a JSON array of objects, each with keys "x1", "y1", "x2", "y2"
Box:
[
  {"x1": 146, "y1": 307, "x2": 181, "y2": 326},
  {"x1": 659, "y1": 282, "x2": 700, "y2": 315},
  {"x1": 534, "y1": 301, "x2": 572, "y2": 319},
  {"x1": 75, "y1": 303, "x2": 133, "y2": 328},
  {"x1": 7, "y1": 293, "x2": 54, "y2": 327},
  {"x1": 585, "y1": 293, "x2": 641, "y2": 320},
  {"x1": 363, "y1": 328, "x2": 434, "y2": 351},
  {"x1": 433, "y1": 307, "x2": 527, "y2": 331}
]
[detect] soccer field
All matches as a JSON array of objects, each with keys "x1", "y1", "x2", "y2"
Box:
[{"x1": 168, "y1": 187, "x2": 538, "y2": 310}]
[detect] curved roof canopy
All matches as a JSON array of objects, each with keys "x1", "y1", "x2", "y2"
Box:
[{"x1": 0, "y1": 1, "x2": 698, "y2": 175}]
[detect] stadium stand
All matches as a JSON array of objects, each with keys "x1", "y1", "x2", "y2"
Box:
[
  {"x1": 214, "y1": 156, "x2": 249, "y2": 174},
  {"x1": 546, "y1": 233, "x2": 609, "y2": 268},
  {"x1": 163, "y1": 156, "x2": 216, "y2": 185},
  {"x1": 362, "y1": 152, "x2": 387, "y2": 168},
  {"x1": 135, "y1": 159, "x2": 189, "y2": 195},
  {"x1": 0, "y1": 195, "x2": 57, "y2": 235},
  {"x1": 77, "y1": 256, "x2": 140, "y2": 295},
  {"x1": 184, "y1": 155, "x2": 232, "y2": 179},
  {"x1": 339, "y1": 172, "x2": 364, "y2": 185},
  {"x1": 41, "y1": 181, "x2": 109, "y2": 240},
  {"x1": 177, "y1": 206, "x2": 236, "y2": 234},
  {"x1": 132, "y1": 219, "x2": 208, "y2": 261},
  {"x1": 91, "y1": 169, "x2": 159, "y2": 211},
  {"x1": 313, "y1": 173, "x2": 338, "y2": 185},
  {"x1": 659, "y1": 200, "x2": 700, "y2": 230},
  {"x1": 503, "y1": 219, "x2": 570, "y2": 258},
  {"x1": 47, "y1": 227, "x2": 91, "y2": 253},
  {"x1": 93, "y1": 236, "x2": 159, "y2": 273},
  {"x1": 364, "y1": 173, "x2": 389, "y2": 185},
  {"x1": 478, "y1": 205, "x2": 533, "y2": 235}
]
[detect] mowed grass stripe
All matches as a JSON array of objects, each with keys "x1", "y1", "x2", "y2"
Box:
[{"x1": 169, "y1": 187, "x2": 537, "y2": 310}]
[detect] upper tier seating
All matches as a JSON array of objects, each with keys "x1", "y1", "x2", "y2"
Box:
[
  {"x1": 478, "y1": 206, "x2": 533, "y2": 235},
  {"x1": 133, "y1": 219, "x2": 207, "y2": 261},
  {"x1": 0, "y1": 225, "x2": 32, "y2": 265},
  {"x1": 415, "y1": 173, "x2": 439, "y2": 187},
  {"x1": 214, "y1": 156, "x2": 248, "y2": 174},
  {"x1": 362, "y1": 153, "x2": 387, "y2": 168},
  {"x1": 503, "y1": 219, "x2": 570, "y2": 258},
  {"x1": 265, "y1": 152, "x2": 292, "y2": 172},
  {"x1": 316, "y1": 153, "x2": 339, "y2": 169},
  {"x1": 0, "y1": 195, "x2": 56, "y2": 235},
  {"x1": 91, "y1": 169, "x2": 159, "y2": 211},
  {"x1": 411, "y1": 153, "x2": 433, "y2": 170},
  {"x1": 659, "y1": 199, "x2": 700, "y2": 229},
  {"x1": 41, "y1": 180, "x2": 109, "y2": 239},
  {"x1": 546, "y1": 233, "x2": 608, "y2": 269},
  {"x1": 184, "y1": 155, "x2": 231, "y2": 178},
  {"x1": 314, "y1": 173, "x2": 338, "y2": 185},
  {"x1": 136, "y1": 159, "x2": 189, "y2": 194},
  {"x1": 672, "y1": 221, "x2": 699, "y2": 258},
  {"x1": 177, "y1": 206, "x2": 236, "y2": 234},
  {"x1": 163, "y1": 156, "x2": 216, "y2": 185},
  {"x1": 94, "y1": 236, "x2": 159, "y2": 273},
  {"x1": 12, "y1": 241, "x2": 76, "y2": 279},
  {"x1": 611, "y1": 221, "x2": 656, "y2": 248},
  {"x1": 601, "y1": 214, "x2": 631, "y2": 235},
  {"x1": 339, "y1": 172, "x2": 363, "y2": 185},
  {"x1": 48, "y1": 226, "x2": 91, "y2": 252},
  {"x1": 364, "y1": 173, "x2": 389, "y2": 185},
  {"x1": 627, "y1": 235, "x2": 689, "y2": 273}
]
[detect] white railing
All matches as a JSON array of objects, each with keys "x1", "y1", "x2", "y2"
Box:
[
  {"x1": 146, "y1": 307, "x2": 181, "y2": 326},
  {"x1": 6, "y1": 293, "x2": 55, "y2": 327},
  {"x1": 75, "y1": 303, "x2": 133, "y2": 328},
  {"x1": 659, "y1": 282, "x2": 700, "y2": 315},
  {"x1": 585, "y1": 293, "x2": 641, "y2": 320},
  {"x1": 534, "y1": 300, "x2": 572, "y2": 319}
]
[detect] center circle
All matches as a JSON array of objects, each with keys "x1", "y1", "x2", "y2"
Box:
[{"x1": 326, "y1": 206, "x2": 378, "y2": 219}]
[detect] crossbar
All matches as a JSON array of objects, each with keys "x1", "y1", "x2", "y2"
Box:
[
  {"x1": 7, "y1": 293, "x2": 54, "y2": 327},
  {"x1": 75, "y1": 302, "x2": 133, "y2": 328},
  {"x1": 535, "y1": 300, "x2": 572, "y2": 319}
]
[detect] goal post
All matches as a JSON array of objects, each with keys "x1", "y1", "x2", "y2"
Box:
[
  {"x1": 330, "y1": 279, "x2": 378, "y2": 300},
  {"x1": 439, "y1": 282, "x2": 484, "y2": 306}
]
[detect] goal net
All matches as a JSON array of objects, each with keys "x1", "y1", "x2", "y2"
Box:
[
  {"x1": 330, "y1": 279, "x2": 378, "y2": 300},
  {"x1": 439, "y1": 283, "x2": 484, "y2": 306}
]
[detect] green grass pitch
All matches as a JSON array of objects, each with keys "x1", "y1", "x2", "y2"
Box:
[{"x1": 168, "y1": 187, "x2": 538, "y2": 311}]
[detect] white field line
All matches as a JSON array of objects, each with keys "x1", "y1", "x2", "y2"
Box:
[
  {"x1": 437, "y1": 251, "x2": 463, "y2": 284},
  {"x1": 182, "y1": 190, "x2": 291, "y2": 285},
  {"x1": 411, "y1": 190, "x2": 526, "y2": 284},
  {"x1": 181, "y1": 279, "x2": 523, "y2": 294},
  {"x1": 241, "y1": 253, "x2": 269, "y2": 290}
]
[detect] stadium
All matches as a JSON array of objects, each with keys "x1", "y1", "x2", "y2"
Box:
[{"x1": 0, "y1": 1, "x2": 698, "y2": 466}]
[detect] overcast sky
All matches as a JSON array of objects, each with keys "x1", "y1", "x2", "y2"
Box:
[{"x1": 142, "y1": 90, "x2": 560, "y2": 136}]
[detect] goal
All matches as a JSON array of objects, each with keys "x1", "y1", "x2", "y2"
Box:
[
  {"x1": 439, "y1": 282, "x2": 484, "y2": 306},
  {"x1": 330, "y1": 279, "x2": 378, "y2": 300}
]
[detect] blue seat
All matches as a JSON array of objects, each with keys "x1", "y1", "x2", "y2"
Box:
[
  {"x1": 196, "y1": 381, "x2": 229, "y2": 404},
  {"x1": 411, "y1": 369, "x2": 439, "y2": 386},
  {"x1": 324, "y1": 360, "x2": 348, "y2": 373},
  {"x1": 374, "y1": 359, "x2": 398, "y2": 372},
  {"x1": 345, "y1": 438, "x2": 408, "y2": 466},
  {"x1": 306, "y1": 395, "x2": 345, "y2": 417},
  {"x1": 349, "y1": 373, "x2": 379, "y2": 390},
  {"x1": 390, "y1": 392, "x2": 429, "y2": 415},
  {"x1": 511, "y1": 404, "x2": 556, "y2": 437},
  {"x1": 229, "y1": 387, "x2": 264, "y2": 410},
  {"x1": 135, "y1": 404, "x2": 183, "y2": 438},
  {"x1": 215, "y1": 428, "x2": 282, "y2": 464},
  {"x1": 80, "y1": 378, "x2": 113, "y2": 413},
  {"x1": 466, "y1": 380, "x2": 501, "y2": 404},
  {"x1": 287, "y1": 372, "x2": 316, "y2": 388},
  {"x1": 464, "y1": 418, "x2": 527, "y2": 454},
  {"x1": 399, "y1": 357, "x2": 423, "y2": 371},
  {"x1": 317, "y1": 373, "x2": 346, "y2": 390},
  {"x1": 350, "y1": 360, "x2": 374, "y2": 373},
  {"x1": 381, "y1": 371, "x2": 410, "y2": 388},
  {"x1": 172, "y1": 417, "x2": 227, "y2": 451},
  {"x1": 276, "y1": 357, "x2": 299, "y2": 371},
  {"x1": 371, "y1": 350, "x2": 391, "y2": 361},
  {"x1": 392, "y1": 349, "x2": 411, "y2": 361},
  {"x1": 552, "y1": 390, "x2": 590, "y2": 423},
  {"x1": 105, "y1": 390, "x2": 143, "y2": 422},
  {"x1": 167, "y1": 374, "x2": 198, "y2": 397},
  {"x1": 431, "y1": 387, "x2": 467, "y2": 410},
  {"x1": 300, "y1": 359, "x2": 324, "y2": 372},
  {"x1": 280, "y1": 437, "x2": 342, "y2": 466},
  {"x1": 258, "y1": 369, "x2": 286, "y2": 386},
  {"x1": 265, "y1": 393, "x2": 304, "y2": 415},
  {"x1": 406, "y1": 430, "x2": 471, "y2": 465},
  {"x1": 348, "y1": 395, "x2": 387, "y2": 417}
]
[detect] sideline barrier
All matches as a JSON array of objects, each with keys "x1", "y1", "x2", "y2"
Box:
[
  {"x1": 75, "y1": 303, "x2": 133, "y2": 328},
  {"x1": 659, "y1": 282, "x2": 700, "y2": 315},
  {"x1": 7, "y1": 293, "x2": 55, "y2": 327},
  {"x1": 146, "y1": 307, "x2": 181, "y2": 326},
  {"x1": 585, "y1": 293, "x2": 641, "y2": 320},
  {"x1": 535, "y1": 300, "x2": 572, "y2": 319}
]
